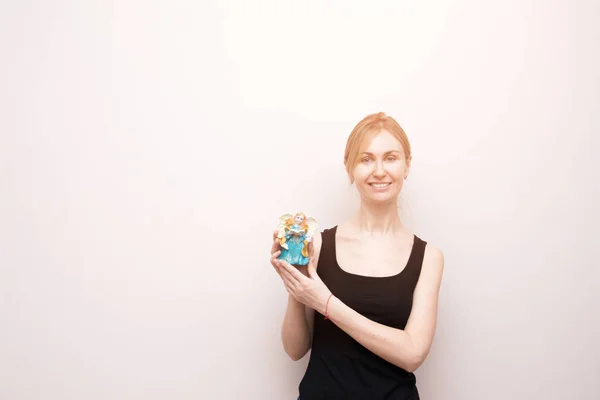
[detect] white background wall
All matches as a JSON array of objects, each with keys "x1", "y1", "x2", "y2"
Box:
[{"x1": 1, "y1": 1, "x2": 598, "y2": 399}]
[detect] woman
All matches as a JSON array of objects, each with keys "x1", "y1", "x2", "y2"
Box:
[{"x1": 270, "y1": 112, "x2": 444, "y2": 400}]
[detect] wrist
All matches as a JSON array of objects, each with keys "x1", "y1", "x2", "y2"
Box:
[{"x1": 323, "y1": 293, "x2": 335, "y2": 319}]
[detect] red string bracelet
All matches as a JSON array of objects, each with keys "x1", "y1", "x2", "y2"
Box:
[{"x1": 324, "y1": 293, "x2": 334, "y2": 320}]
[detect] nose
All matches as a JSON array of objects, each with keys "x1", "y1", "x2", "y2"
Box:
[{"x1": 373, "y1": 160, "x2": 386, "y2": 177}]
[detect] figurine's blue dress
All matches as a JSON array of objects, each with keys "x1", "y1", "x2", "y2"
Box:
[{"x1": 278, "y1": 224, "x2": 310, "y2": 266}]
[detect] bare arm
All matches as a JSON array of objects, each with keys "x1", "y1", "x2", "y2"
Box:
[
  {"x1": 281, "y1": 296, "x2": 315, "y2": 360},
  {"x1": 324, "y1": 244, "x2": 444, "y2": 372},
  {"x1": 273, "y1": 231, "x2": 322, "y2": 361}
]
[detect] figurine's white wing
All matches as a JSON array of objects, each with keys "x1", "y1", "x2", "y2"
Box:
[{"x1": 305, "y1": 217, "x2": 319, "y2": 242}]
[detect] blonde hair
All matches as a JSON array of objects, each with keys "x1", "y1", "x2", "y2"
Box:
[
  {"x1": 286, "y1": 212, "x2": 308, "y2": 230},
  {"x1": 343, "y1": 112, "x2": 412, "y2": 183}
]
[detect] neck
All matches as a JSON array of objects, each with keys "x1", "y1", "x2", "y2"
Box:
[{"x1": 349, "y1": 199, "x2": 404, "y2": 235}]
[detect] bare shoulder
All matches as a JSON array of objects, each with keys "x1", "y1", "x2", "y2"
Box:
[
  {"x1": 420, "y1": 243, "x2": 445, "y2": 286},
  {"x1": 424, "y1": 243, "x2": 444, "y2": 269}
]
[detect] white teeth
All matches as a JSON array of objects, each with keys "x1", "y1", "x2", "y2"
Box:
[{"x1": 370, "y1": 183, "x2": 390, "y2": 188}]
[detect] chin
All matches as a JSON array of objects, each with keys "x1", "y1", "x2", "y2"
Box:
[
  {"x1": 358, "y1": 184, "x2": 401, "y2": 203},
  {"x1": 361, "y1": 192, "x2": 399, "y2": 205}
]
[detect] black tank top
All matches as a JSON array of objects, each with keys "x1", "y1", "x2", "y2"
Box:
[{"x1": 298, "y1": 226, "x2": 427, "y2": 400}]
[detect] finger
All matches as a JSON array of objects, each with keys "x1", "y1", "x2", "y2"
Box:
[
  {"x1": 284, "y1": 283, "x2": 294, "y2": 296},
  {"x1": 279, "y1": 269, "x2": 298, "y2": 297},
  {"x1": 270, "y1": 251, "x2": 282, "y2": 275},
  {"x1": 272, "y1": 229, "x2": 278, "y2": 241},
  {"x1": 279, "y1": 270, "x2": 296, "y2": 292},
  {"x1": 270, "y1": 250, "x2": 281, "y2": 264},
  {"x1": 271, "y1": 238, "x2": 280, "y2": 254},
  {"x1": 284, "y1": 281, "x2": 296, "y2": 298},
  {"x1": 280, "y1": 264, "x2": 305, "y2": 290},
  {"x1": 277, "y1": 260, "x2": 305, "y2": 283},
  {"x1": 278, "y1": 262, "x2": 299, "y2": 287}
]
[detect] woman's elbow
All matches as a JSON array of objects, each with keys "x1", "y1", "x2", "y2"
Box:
[
  {"x1": 403, "y1": 350, "x2": 427, "y2": 373},
  {"x1": 285, "y1": 347, "x2": 309, "y2": 361},
  {"x1": 281, "y1": 335, "x2": 311, "y2": 361},
  {"x1": 404, "y1": 359, "x2": 422, "y2": 373}
]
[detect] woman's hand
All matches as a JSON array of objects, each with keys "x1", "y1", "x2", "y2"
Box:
[
  {"x1": 277, "y1": 260, "x2": 332, "y2": 315},
  {"x1": 270, "y1": 230, "x2": 285, "y2": 278},
  {"x1": 270, "y1": 231, "x2": 332, "y2": 314}
]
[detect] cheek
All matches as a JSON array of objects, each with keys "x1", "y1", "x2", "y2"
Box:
[
  {"x1": 386, "y1": 161, "x2": 406, "y2": 176},
  {"x1": 352, "y1": 165, "x2": 370, "y2": 180},
  {"x1": 391, "y1": 164, "x2": 406, "y2": 176}
]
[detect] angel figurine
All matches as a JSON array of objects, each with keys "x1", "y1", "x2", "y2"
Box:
[{"x1": 277, "y1": 212, "x2": 318, "y2": 267}]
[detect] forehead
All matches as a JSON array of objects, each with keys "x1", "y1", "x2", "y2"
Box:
[{"x1": 362, "y1": 130, "x2": 404, "y2": 154}]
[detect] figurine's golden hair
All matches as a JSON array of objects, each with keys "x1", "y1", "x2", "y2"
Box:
[
  {"x1": 343, "y1": 112, "x2": 412, "y2": 183},
  {"x1": 285, "y1": 212, "x2": 309, "y2": 231}
]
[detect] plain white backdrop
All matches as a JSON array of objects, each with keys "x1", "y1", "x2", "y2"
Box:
[{"x1": 1, "y1": 1, "x2": 599, "y2": 399}]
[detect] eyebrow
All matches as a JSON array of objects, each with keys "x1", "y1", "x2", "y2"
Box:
[{"x1": 361, "y1": 150, "x2": 402, "y2": 156}]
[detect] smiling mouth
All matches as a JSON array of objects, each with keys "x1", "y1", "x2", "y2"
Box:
[{"x1": 368, "y1": 183, "x2": 391, "y2": 188}]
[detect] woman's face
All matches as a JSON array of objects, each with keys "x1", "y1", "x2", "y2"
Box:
[
  {"x1": 294, "y1": 215, "x2": 305, "y2": 225},
  {"x1": 351, "y1": 130, "x2": 410, "y2": 205}
]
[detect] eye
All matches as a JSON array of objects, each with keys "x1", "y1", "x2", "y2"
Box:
[
  {"x1": 385, "y1": 155, "x2": 397, "y2": 161},
  {"x1": 361, "y1": 157, "x2": 372, "y2": 163}
]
